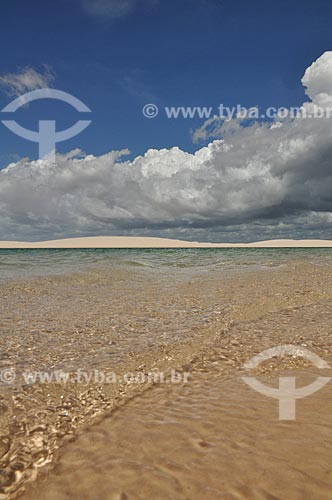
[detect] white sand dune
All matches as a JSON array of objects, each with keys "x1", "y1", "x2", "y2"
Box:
[{"x1": 1, "y1": 237, "x2": 332, "y2": 248}]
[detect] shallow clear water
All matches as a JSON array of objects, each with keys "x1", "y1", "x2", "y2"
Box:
[
  {"x1": 1, "y1": 247, "x2": 332, "y2": 281},
  {"x1": 1, "y1": 250, "x2": 332, "y2": 499}
]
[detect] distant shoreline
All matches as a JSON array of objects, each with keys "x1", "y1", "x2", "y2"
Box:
[{"x1": 1, "y1": 236, "x2": 332, "y2": 249}]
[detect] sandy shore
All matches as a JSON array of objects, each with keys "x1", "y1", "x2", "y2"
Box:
[{"x1": 1, "y1": 236, "x2": 332, "y2": 248}]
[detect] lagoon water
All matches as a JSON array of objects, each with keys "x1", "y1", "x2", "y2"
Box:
[
  {"x1": 2, "y1": 247, "x2": 332, "y2": 281},
  {"x1": 1, "y1": 249, "x2": 332, "y2": 498}
]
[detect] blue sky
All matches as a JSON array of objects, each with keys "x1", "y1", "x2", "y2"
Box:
[
  {"x1": 1, "y1": 0, "x2": 332, "y2": 241},
  {"x1": 0, "y1": 0, "x2": 332, "y2": 163}
]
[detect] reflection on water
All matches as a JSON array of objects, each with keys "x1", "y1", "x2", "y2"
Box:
[{"x1": 0, "y1": 251, "x2": 332, "y2": 498}]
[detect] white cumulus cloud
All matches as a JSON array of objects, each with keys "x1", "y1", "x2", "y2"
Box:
[
  {"x1": 1, "y1": 52, "x2": 332, "y2": 242},
  {"x1": 302, "y1": 51, "x2": 332, "y2": 106}
]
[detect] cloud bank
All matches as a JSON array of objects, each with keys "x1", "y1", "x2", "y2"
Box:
[{"x1": 1, "y1": 52, "x2": 332, "y2": 242}]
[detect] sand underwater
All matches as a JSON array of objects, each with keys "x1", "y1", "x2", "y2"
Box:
[{"x1": 1, "y1": 248, "x2": 332, "y2": 499}]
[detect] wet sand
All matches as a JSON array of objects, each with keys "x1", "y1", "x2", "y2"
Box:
[{"x1": 1, "y1": 255, "x2": 332, "y2": 498}]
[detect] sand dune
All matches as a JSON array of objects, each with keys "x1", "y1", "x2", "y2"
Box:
[{"x1": 1, "y1": 236, "x2": 332, "y2": 248}]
